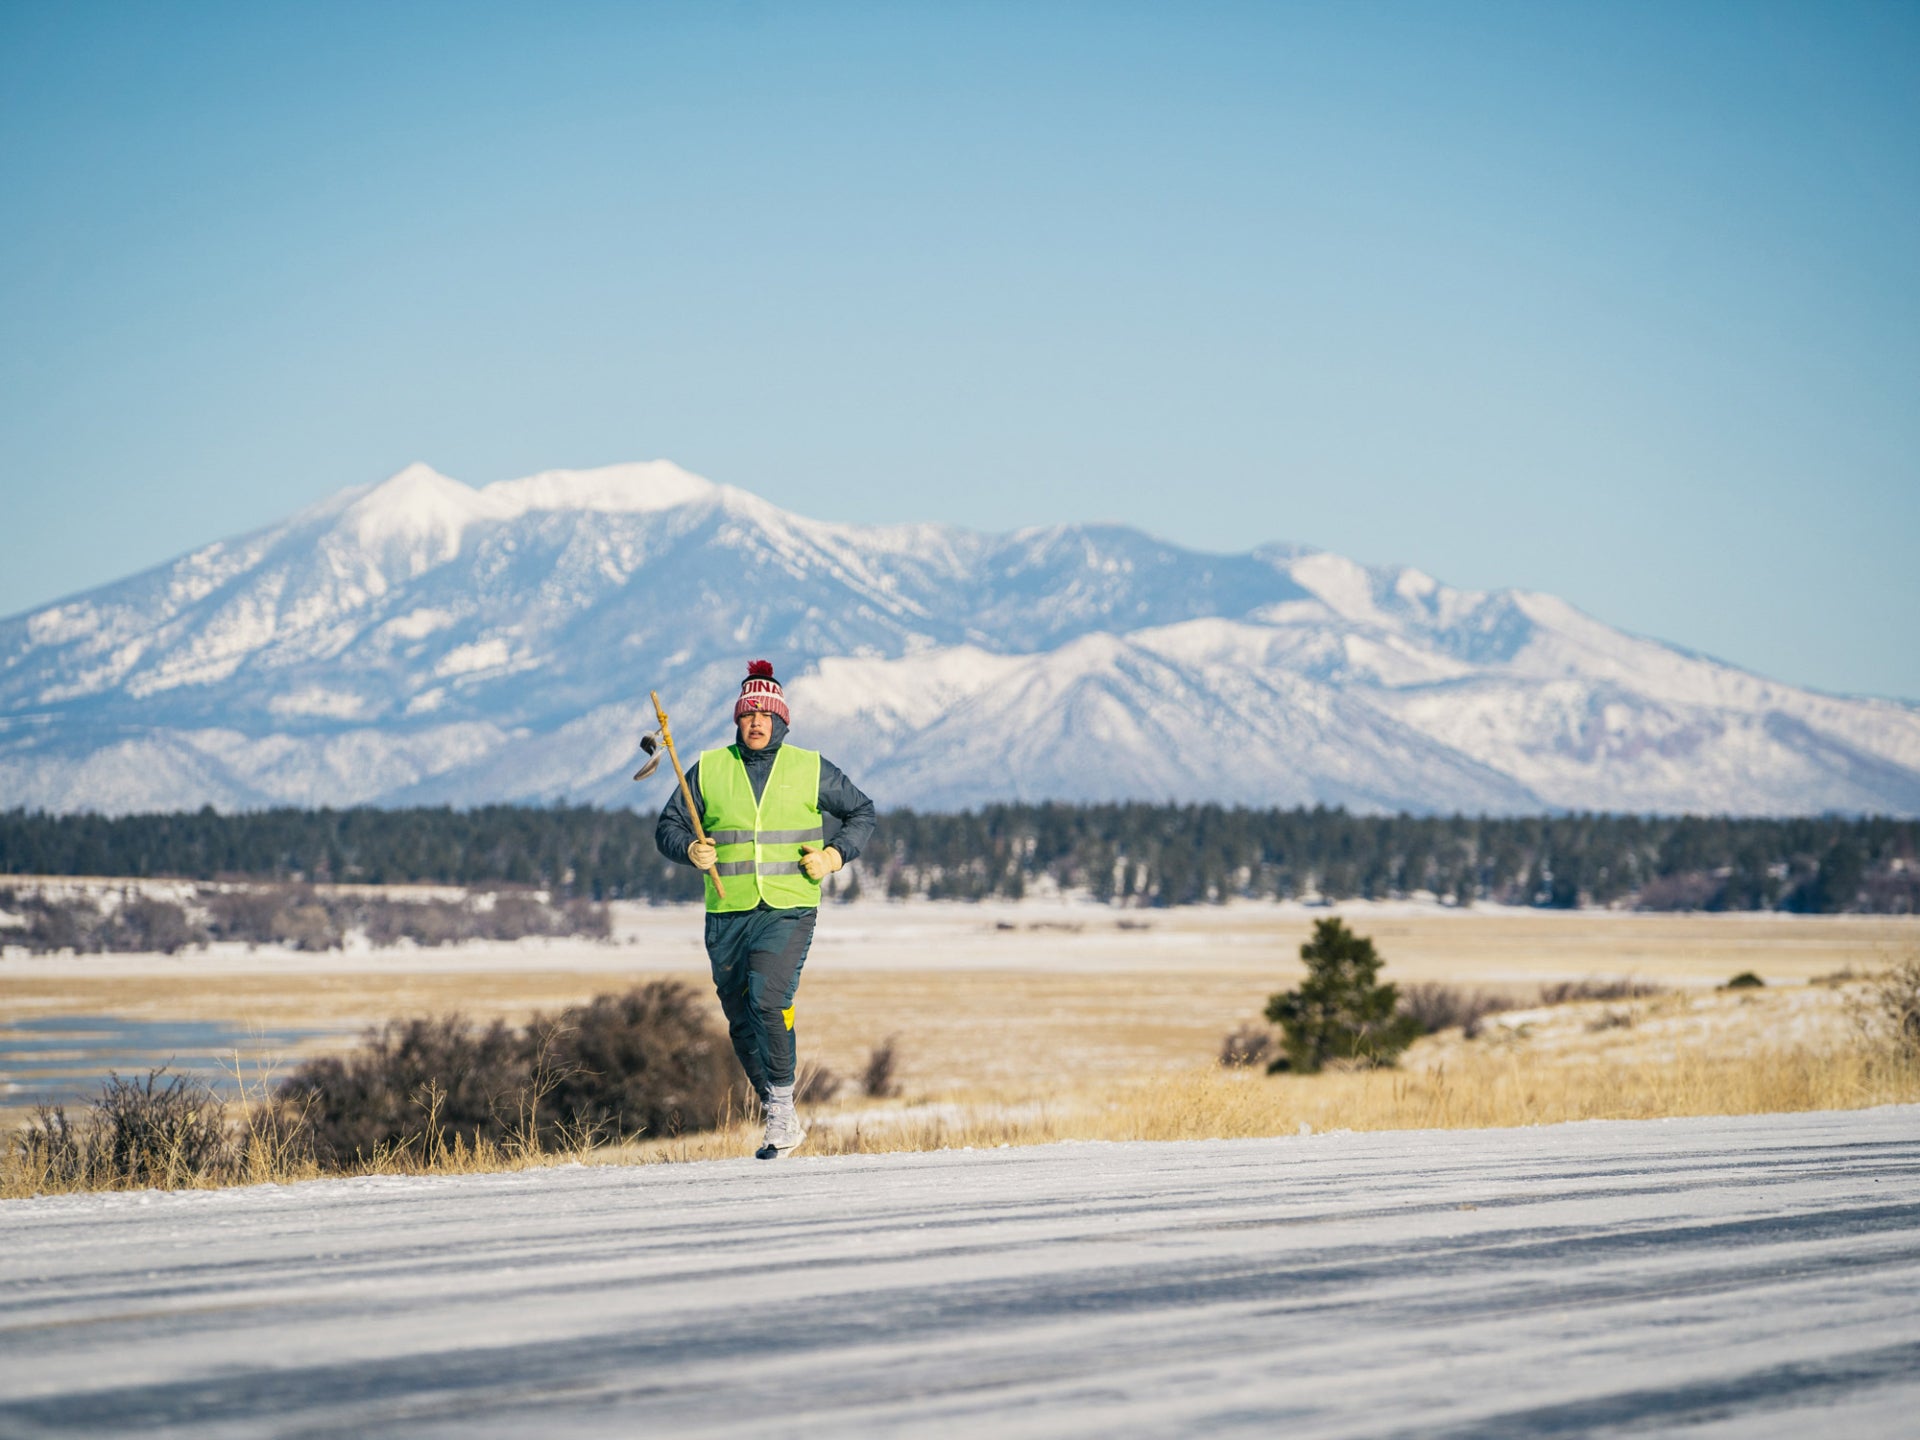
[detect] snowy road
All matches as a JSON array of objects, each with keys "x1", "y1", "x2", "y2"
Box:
[{"x1": 3, "y1": 1109, "x2": 1917, "y2": 1438}]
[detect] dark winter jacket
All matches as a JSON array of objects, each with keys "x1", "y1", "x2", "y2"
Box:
[{"x1": 654, "y1": 716, "x2": 877, "y2": 868}]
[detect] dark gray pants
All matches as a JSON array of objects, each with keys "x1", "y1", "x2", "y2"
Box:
[{"x1": 703, "y1": 904, "x2": 817, "y2": 1099}]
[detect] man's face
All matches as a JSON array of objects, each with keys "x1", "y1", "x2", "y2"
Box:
[{"x1": 740, "y1": 710, "x2": 775, "y2": 750}]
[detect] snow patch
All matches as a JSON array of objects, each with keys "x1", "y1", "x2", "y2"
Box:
[
  {"x1": 795, "y1": 647, "x2": 1029, "y2": 735},
  {"x1": 1288, "y1": 552, "x2": 1387, "y2": 625},
  {"x1": 25, "y1": 603, "x2": 100, "y2": 646},
  {"x1": 1394, "y1": 567, "x2": 1439, "y2": 603}
]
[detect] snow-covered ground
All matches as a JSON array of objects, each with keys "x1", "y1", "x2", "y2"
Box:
[{"x1": 4, "y1": 1108, "x2": 1917, "y2": 1437}]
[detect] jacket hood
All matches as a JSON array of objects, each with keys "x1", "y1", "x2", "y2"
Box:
[{"x1": 736, "y1": 715, "x2": 788, "y2": 765}]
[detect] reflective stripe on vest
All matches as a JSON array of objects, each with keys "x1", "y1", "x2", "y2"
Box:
[{"x1": 698, "y1": 745, "x2": 825, "y2": 912}]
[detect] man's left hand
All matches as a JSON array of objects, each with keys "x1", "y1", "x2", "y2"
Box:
[{"x1": 799, "y1": 844, "x2": 843, "y2": 881}]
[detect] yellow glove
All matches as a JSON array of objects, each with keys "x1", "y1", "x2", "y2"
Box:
[
  {"x1": 799, "y1": 844, "x2": 843, "y2": 882},
  {"x1": 688, "y1": 837, "x2": 717, "y2": 869}
]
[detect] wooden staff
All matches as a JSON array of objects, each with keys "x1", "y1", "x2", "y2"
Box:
[{"x1": 650, "y1": 690, "x2": 725, "y2": 900}]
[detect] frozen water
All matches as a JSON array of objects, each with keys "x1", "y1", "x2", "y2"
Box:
[{"x1": 0, "y1": 1016, "x2": 332, "y2": 1109}]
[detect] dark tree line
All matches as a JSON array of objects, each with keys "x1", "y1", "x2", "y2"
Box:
[
  {"x1": 864, "y1": 805, "x2": 1917, "y2": 912},
  {"x1": 0, "y1": 805, "x2": 694, "y2": 902},
  {"x1": 1, "y1": 804, "x2": 1915, "y2": 913}
]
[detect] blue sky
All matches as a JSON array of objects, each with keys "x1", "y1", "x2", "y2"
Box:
[{"x1": 3, "y1": 1, "x2": 1916, "y2": 699}]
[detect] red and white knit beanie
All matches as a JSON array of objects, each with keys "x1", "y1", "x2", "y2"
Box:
[{"x1": 733, "y1": 659, "x2": 790, "y2": 725}]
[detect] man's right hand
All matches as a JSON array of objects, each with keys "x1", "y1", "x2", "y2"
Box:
[{"x1": 688, "y1": 837, "x2": 717, "y2": 869}]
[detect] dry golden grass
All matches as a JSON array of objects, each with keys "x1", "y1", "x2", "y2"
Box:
[
  {"x1": 0, "y1": 1133, "x2": 598, "y2": 1201},
  {"x1": 0, "y1": 1079, "x2": 615, "y2": 1200},
  {"x1": 613, "y1": 1021, "x2": 1920, "y2": 1165},
  {"x1": 610, "y1": 1046, "x2": 1920, "y2": 1165},
  {"x1": 7, "y1": 905, "x2": 1916, "y2": 1189},
  {"x1": 12, "y1": 1034, "x2": 1916, "y2": 1192}
]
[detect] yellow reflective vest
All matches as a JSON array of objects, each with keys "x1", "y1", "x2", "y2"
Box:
[{"x1": 697, "y1": 744, "x2": 826, "y2": 912}]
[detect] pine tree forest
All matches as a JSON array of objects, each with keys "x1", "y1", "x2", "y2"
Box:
[{"x1": 2, "y1": 804, "x2": 1915, "y2": 913}]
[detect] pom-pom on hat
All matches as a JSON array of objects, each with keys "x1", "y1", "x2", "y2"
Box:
[{"x1": 734, "y1": 659, "x2": 790, "y2": 725}]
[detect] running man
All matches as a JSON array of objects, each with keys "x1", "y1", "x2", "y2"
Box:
[{"x1": 655, "y1": 660, "x2": 876, "y2": 1157}]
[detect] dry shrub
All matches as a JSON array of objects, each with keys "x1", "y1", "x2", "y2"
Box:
[
  {"x1": 1398, "y1": 983, "x2": 1513, "y2": 1037},
  {"x1": 108, "y1": 896, "x2": 205, "y2": 953},
  {"x1": 204, "y1": 884, "x2": 611, "y2": 951},
  {"x1": 1218, "y1": 1024, "x2": 1273, "y2": 1069},
  {"x1": 94, "y1": 1069, "x2": 232, "y2": 1182},
  {"x1": 276, "y1": 981, "x2": 745, "y2": 1167},
  {"x1": 1635, "y1": 873, "x2": 1723, "y2": 911},
  {"x1": 277, "y1": 902, "x2": 345, "y2": 951},
  {"x1": 1861, "y1": 956, "x2": 1920, "y2": 1057},
  {"x1": 861, "y1": 1037, "x2": 903, "y2": 1096},
  {"x1": 7, "y1": 981, "x2": 744, "y2": 1194},
  {"x1": 561, "y1": 898, "x2": 613, "y2": 940},
  {"x1": 278, "y1": 1015, "x2": 529, "y2": 1167},
  {"x1": 5, "y1": 894, "x2": 206, "y2": 954},
  {"x1": 13, "y1": 1069, "x2": 232, "y2": 1189},
  {"x1": 796, "y1": 1060, "x2": 842, "y2": 1105},
  {"x1": 232, "y1": 1094, "x2": 323, "y2": 1186},
  {"x1": 209, "y1": 887, "x2": 346, "y2": 950},
  {"x1": 13, "y1": 1105, "x2": 92, "y2": 1189},
  {"x1": 358, "y1": 899, "x2": 462, "y2": 946},
  {"x1": 24, "y1": 896, "x2": 104, "y2": 952},
  {"x1": 204, "y1": 886, "x2": 346, "y2": 950},
  {"x1": 1538, "y1": 977, "x2": 1665, "y2": 1005},
  {"x1": 485, "y1": 894, "x2": 612, "y2": 942},
  {"x1": 487, "y1": 894, "x2": 550, "y2": 940},
  {"x1": 530, "y1": 982, "x2": 748, "y2": 1143},
  {"x1": 205, "y1": 888, "x2": 290, "y2": 943},
  {"x1": 483, "y1": 894, "x2": 610, "y2": 941}
]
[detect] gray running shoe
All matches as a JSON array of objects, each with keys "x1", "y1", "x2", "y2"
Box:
[{"x1": 756, "y1": 1093, "x2": 807, "y2": 1160}]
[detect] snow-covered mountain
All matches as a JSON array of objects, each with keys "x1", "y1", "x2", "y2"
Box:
[{"x1": 3, "y1": 460, "x2": 1916, "y2": 816}]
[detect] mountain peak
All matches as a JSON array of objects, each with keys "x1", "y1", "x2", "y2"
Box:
[
  {"x1": 356, "y1": 462, "x2": 470, "y2": 505},
  {"x1": 318, "y1": 460, "x2": 723, "y2": 576},
  {"x1": 388, "y1": 460, "x2": 456, "y2": 488},
  {"x1": 481, "y1": 461, "x2": 717, "y2": 516},
  {"x1": 339, "y1": 463, "x2": 509, "y2": 561}
]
